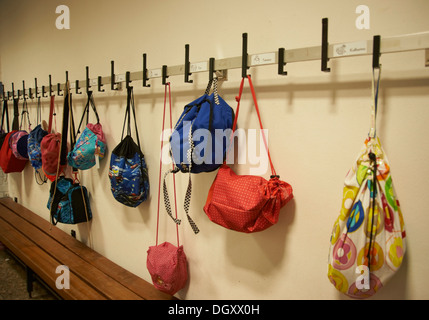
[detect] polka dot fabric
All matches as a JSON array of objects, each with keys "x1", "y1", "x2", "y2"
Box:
[
  {"x1": 204, "y1": 164, "x2": 293, "y2": 233},
  {"x1": 146, "y1": 242, "x2": 188, "y2": 295},
  {"x1": 203, "y1": 75, "x2": 293, "y2": 233}
]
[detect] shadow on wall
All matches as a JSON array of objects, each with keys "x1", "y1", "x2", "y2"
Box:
[{"x1": 224, "y1": 198, "x2": 296, "y2": 276}]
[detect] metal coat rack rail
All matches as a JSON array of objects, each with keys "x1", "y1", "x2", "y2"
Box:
[{"x1": 1, "y1": 18, "x2": 429, "y2": 101}]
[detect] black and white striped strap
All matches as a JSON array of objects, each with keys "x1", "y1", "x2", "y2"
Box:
[
  {"x1": 205, "y1": 78, "x2": 220, "y2": 105},
  {"x1": 163, "y1": 121, "x2": 200, "y2": 234}
]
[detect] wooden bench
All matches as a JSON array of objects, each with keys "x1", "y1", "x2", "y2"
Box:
[{"x1": 0, "y1": 197, "x2": 176, "y2": 300}]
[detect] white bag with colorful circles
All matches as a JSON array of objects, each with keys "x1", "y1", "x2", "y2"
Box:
[{"x1": 327, "y1": 68, "x2": 406, "y2": 299}]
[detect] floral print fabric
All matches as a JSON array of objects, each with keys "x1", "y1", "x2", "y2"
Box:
[{"x1": 327, "y1": 136, "x2": 406, "y2": 299}]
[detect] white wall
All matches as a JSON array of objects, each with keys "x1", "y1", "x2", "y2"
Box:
[{"x1": 1, "y1": 0, "x2": 429, "y2": 300}]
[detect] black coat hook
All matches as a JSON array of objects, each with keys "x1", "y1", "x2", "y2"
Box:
[
  {"x1": 321, "y1": 18, "x2": 331, "y2": 72},
  {"x1": 242, "y1": 33, "x2": 249, "y2": 78},
  {"x1": 126, "y1": 71, "x2": 132, "y2": 89},
  {"x1": 98, "y1": 76, "x2": 105, "y2": 92},
  {"x1": 1, "y1": 82, "x2": 6, "y2": 101},
  {"x1": 49, "y1": 75, "x2": 53, "y2": 96},
  {"x1": 86, "y1": 66, "x2": 91, "y2": 93},
  {"x1": 111, "y1": 60, "x2": 119, "y2": 90},
  {"x1": 57, "y1": 83, "x2": 63, "y2": 96},
  {"x1": 35, "y1": 78, "x2": 39, "y2": 98},
  {"x1": 22, "y1": 80, "x2": 27, "y2": 100},
  {"x1": 66, "y1": 71, "x2": 69, "y2": 83},
  {"x1": 162, "y1": 65, "x2": 169, "y2": 85},
  {"x1": 142, "y1": 53, "x2": 150, "y2": 87},
  {"x1": 209, "y1": 57, "x2": 215, "y2": 81},
  {"x1": 185, "y1": 44, "x2": 193, "y2": 83},
  {"x1": 11, "y1": 83, "x2": 15, "y2": 100},
  {"x1": 29, "y1": 86, "x2": 33, "y2": 99},
  {"x1": 42, "y1": 83, "x2": 47, "y2": 98},
  {"x1": 76, "y1": 80, "x2": 82, "y2": 94},
  {"x1": 373, "y1": 35, "x2": 381, "y2": 69},
  {"x1": 278, "y1": 48, "x2": 288, "y2": 76}
]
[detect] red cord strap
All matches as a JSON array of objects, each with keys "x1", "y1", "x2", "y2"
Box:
[
  {"x1": 155, "y1": 82, "x2": 180, "y2": 246},
  {"x1": 232, "y1": 75, "x2": 276, "y2": 177}
]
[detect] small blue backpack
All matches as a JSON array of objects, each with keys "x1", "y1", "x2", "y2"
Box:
[
  {"x1": 169, "y1": 78, "x2": 234, "y2": 174},
  {"x1": 163, "y1": 79, "x2": 234, "y2": 234},
  {"x1": 47, "y1": 176, "x2": 92, "y2": 225},
  {"x1": 109, "y1": 86, "x2": 149, "y2": 207}
]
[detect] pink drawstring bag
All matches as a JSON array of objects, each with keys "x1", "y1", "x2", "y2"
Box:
[
  {"x1": 147, "y1": 242, "x2": 188, "y2": 295},
  {"x1": 146, "y1": 83, "x2": 188, "y2": 296}
]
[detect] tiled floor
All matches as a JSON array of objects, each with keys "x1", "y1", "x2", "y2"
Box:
[{"x1": 0, "y1": 247, "x2": 56, "y2": 300}]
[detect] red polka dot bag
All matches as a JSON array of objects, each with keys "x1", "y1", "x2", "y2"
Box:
[
  {"x1": 327, "y1": 68, "x2": 406, "y2": 299},
  {"x1": 147, "y1": 83, "x2": 188, "y2": 296},
  {"x1": 204, "y1": 75, "x2": 293, "y2": 233}
]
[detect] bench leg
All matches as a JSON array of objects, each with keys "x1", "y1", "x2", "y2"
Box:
[{"x1": 26, "y1": 266, "x2": 34, "y2": 298}]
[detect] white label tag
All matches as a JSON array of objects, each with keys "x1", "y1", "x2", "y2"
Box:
[
  {"x1": 190, "y1": 61, "x2": 207, "y2": 72},
  {"x1": 333, "y1": 41, "x2": 367, "y2": 57},
  {"x1": 115, "y1": 74, "x2": 125, "y2": 82},
  {"x1": 251, "y1": 52, "x2": 276, "y2": 66},
  {"x1": 149, "y1": 69, "x2": 162, "y2": 78}
]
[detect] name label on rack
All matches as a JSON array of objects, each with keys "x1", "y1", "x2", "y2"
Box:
[
  {"x1": 190, "y1": 61, "x2": 208, "y2": 72},
  {"x1": 251, "y1": 53, "x2": 276, "y2": 66},
  {"x1": 149, "y1": 69, "x2": 162, "y2": 78},
  {"x1": 115, "y1": 74, "x2": 125, "y2": 82},
  {"x1": 333, "y1": 41, "x2": 367, "y2": 57}
]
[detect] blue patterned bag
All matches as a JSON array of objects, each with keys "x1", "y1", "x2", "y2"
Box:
[
  {"x1": 28, "y1": 124, "x2": 48, "y2": 169},
  {"x1": 47, "y1": 176, "x2": 92, "y2": 225},
  {"x1": 67, "y1": 92, "x2": 106, "y2": 170},
  {"x1": 109, "y1": 86, "x2": 149, "y2": 207}
]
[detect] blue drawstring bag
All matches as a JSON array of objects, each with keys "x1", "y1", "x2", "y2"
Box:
[
  {"x1": 67, "y1": 91, "x2": 106, "y2": 170},
  {"x1": 162, "y1": 79, "x2": 234, "y2": 234},
  {"x1": 28, "y1": 98, "x2": 48, "y2": 170},
  {"x1": 169, "y1": 78, "x2": 234, "y2": 174},
  {"x1": 28, "y1": 124, "x2": 48, "y2": 169},
  {"x1": 109, "y1": 86, "x2": 149, "y2": 207}
]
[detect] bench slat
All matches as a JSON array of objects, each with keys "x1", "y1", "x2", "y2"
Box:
[
  {"x1": 0, "y1": 202, "x2": 144, "y2": 300},
  {"x1": 0, "y1": 217, "x2": 107, "y2": 300},
  {"x1": 0, "y1": 198, "x2": 176, "y2": 300}
]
